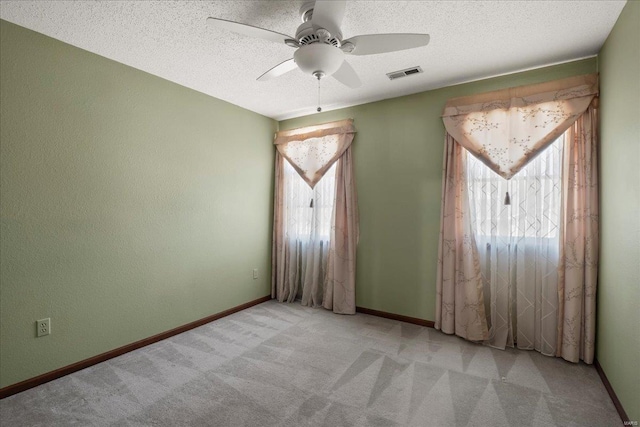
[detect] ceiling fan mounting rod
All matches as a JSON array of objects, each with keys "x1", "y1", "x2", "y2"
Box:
[
  {"x1": 300, "y1": 1, "x2": 315, "y2": 23},
  {"x1": 302, "y1": 8, "x2": 313, "y2": 23}
]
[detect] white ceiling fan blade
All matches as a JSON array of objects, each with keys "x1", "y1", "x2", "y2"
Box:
[
  {"x1": 257, "y1": 58, "x2": 297, "y2": 81},
  {"x1": 207, "y1": 17, "x2": 293, "y2": 45},
  {"x1": 332, "y1": 60, "x2": 361, "y2": 88},
  {"x1": 344, "y1": 34, "x2": 430, "y2": 56},
  {"x1": 311, "y1": 0, "x2": 346, "y2": 39}
]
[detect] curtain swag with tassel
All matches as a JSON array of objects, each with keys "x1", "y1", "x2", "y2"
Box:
[
  {"x1": 272, "y1": 119, "x2": 359, "y2": 314},
  {"x1": 436, "y1": 74, "x2": 599, "y2": 364},
  {"x1": 442, "y1": 73, "x2": 598, "y2": 179}
]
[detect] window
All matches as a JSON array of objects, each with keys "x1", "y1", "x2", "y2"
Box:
[
  {"x1": 466, "y1": 135, "x2": 564, "y2": 241},
  {"x1": 283, "y1": 158, "x2": 336, "y2": 241}
]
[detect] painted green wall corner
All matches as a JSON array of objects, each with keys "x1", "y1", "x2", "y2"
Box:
[
  {"x1": 597, "y1": 0, "x2": 640, "y2": 421},
  {"x1": 0, "y1": 20, "x2": 277, "y2": 388},
  {"x1": 280, "y1": 58, "x2": 597, "y2": 322}
]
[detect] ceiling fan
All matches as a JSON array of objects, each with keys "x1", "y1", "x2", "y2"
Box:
[{"x1": 207, "y1": 0, "x2": 430, "y2": 89}]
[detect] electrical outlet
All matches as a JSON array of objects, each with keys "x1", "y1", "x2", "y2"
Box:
[
  {"x1": 37, "y1": 318, "x2": 51, "y2": 337},
  {"x1": 253, "y1": 268, "x2": 258, "y2": 280}
]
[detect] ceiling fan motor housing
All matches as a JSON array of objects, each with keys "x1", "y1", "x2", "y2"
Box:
[
  {"x1": 295, "y1": 21, "x2": 341, "y2": 47},
  {"x1": 296, "y1": 1, "x2": 342, "y2": 46}
]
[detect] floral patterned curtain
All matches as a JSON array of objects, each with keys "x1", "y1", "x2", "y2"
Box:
[
  {"x1": 274, "y1": 119, "x2": 356, "y2": 188},
  {"x1": 272, "y1": 119, "x2": 359, "y2": 314},
  {"x1": 442, "y1": 74, "x2": 598, "y2": 179},
  {"x1": 557, "y1": 105, "x2": 599, "y2": 364},
  {"x1": 435, "y1": 134, "x2": 489, "y2": 341},
  {"x1": 436, "y1": 75, "x2": 599, "y2": 364}
]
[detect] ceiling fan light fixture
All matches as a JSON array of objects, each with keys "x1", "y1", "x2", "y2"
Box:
[{"x1": 293, "y1": 43, "x2": 345, "y2": 77}]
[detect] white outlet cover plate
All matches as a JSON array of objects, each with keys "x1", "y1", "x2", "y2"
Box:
[{"x1": 37, "y1": 318, "x2": 51, "y2": 337}]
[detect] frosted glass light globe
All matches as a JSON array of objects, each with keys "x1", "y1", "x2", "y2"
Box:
[{"x1": 294, "y1": 44, "x2": 345, "y2": 77}]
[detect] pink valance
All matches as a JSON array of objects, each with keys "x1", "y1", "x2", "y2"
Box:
[
  {"x1": 274, "y1": 119, "x2": 356, "y2": 188},
  {"x1": 442, "y1": 74, "x2": 598, "y2": 179}
]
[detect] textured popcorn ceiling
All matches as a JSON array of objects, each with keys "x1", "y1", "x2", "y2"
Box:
[{"x1": 0, "y1": 1, "x2": 625, "y2": 120}]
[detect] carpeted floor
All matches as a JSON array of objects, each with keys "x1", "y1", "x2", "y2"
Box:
[{"x1": 0, "y1": 300, "x2": 620, "y2": 426}]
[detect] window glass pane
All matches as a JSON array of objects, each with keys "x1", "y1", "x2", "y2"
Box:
[
  {"x1": 466, "y1": 136, "x2": 563, "y2": 239},
  {"x1": 283, "y1": 159, "x2": 336, "y2": 240}
]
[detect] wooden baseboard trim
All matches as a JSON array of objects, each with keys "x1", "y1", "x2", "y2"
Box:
[
  {"x1": 594, "y1": 358, "x2": 630, "y2": 424},
  {"x1": 356, "y1": 306, "x2": 435, "y2": 328},
  {"x1": 0, "y1": 295, "x2": 272, "y2": 399}
]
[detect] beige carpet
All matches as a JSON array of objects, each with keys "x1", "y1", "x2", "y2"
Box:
[{"x1": 0, "y1": 300, "x2": 619, "y2": 426}]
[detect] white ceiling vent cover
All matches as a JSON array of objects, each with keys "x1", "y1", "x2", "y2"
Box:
[{"x1": 386, "y1": 66, "x2": 423, "y2": 80}]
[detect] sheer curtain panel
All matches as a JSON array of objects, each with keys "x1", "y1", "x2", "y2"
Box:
[
  {"x1": 467, "y1": 136, "x2": 563, "y2": 355},
  {"x1": 272, "y1": 120, "x2": 358, "y2": 314},
  {"x1": 273, "y1": 158, "x2": 336, "y2": 306}
]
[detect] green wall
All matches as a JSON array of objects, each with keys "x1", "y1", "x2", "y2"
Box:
[
  {"x1": 280, "y1": 58, "x2": 597, "y2": 322},
  {"x1": 0, "y1": 20, "x2": 276, "y2": 388},
  {"x1": 597, "y1": 0, "x2": 640, "y2": 421}
]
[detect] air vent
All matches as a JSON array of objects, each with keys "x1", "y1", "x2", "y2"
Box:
[{"x1": 386, "y1": 66, "x2": 423, "y2": 80}]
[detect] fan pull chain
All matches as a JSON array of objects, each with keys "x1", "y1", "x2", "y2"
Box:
[{"x1": 317, "y1": 76, "x2": 322, "y2": 113}]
